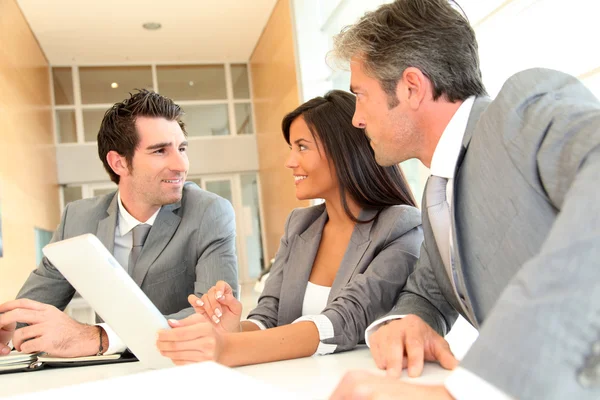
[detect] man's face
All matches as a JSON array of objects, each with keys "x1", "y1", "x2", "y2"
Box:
[
  {"x1": 121, "y1": 116, "x2": 189, "y2": 208},
  {"x1": 350, "y1": 57, "x2": 418, "y2": 166}
]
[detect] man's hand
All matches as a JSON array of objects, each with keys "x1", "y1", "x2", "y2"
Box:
[
  {"x1": 370, "y1": 315, "x2": 458, "y2": 378},
  {"x1": 0, "y1": 320, "x2": 16, "y2": 355},
  {"x1": 330, "y1": 371, "x2": 454, "y2": 400},
  {"x1": 157, "y1": 313, "x2": 226, "y2": 366},
  {"x1": 0, "y1": 299, "x2": 100, "y2": 357}
]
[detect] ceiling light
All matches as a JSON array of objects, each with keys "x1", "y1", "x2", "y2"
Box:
[
  {"x1": 188, "y1": 81, "x2": 194, "y2": 86},
  {"x1": 143, "y1": 22, "x2": 162, "y2": 30},
  {"x1": 111, "y1": 82, "x2": 119, "y2": 89}
]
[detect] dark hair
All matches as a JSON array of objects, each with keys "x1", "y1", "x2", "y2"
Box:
[
  {"x1": 282, "y1": 90, "x2": 417, "y2": 223},
  {"x1": 97, "y1": 89, "x2": 186, "y2": 184},
  {"x1": 333, "y1": 0, "x2": 487, "y2": 107}
]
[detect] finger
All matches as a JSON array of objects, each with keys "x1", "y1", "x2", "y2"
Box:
[
  {"x1": 0, "y1": 309, "x2": 44, "y2": 326},
  {"x1": 159, "y1": 350, "x2": 214, "y2": 363},
  {"x1": 12, "y1": 325, "x2": 43, "y2": 350},
  {"x1": 188, "y1": 294, "x2": 205, "y2": 313},
  {"x1": 0, "y1": 343, "x2": 11, "y2": 355},
  {"x1": 385, "y1": 339, "x2": 405, "y2": 378},
  {"x1": 202, "y1": 290, "x2": 222, "y2": 324},
  {"x1": 157, "y1": 336, "x2": 217, "y2": 353},
  {"x1": 0, "y1": 299, "x2": 47, "y2": 313},
  {"x1": 19, "y1": 337, "x2": 45, "y2": 354},
  {"x1": 158, "y1": 321, "x2": 213, "y2": 342},
  {"x1": 405, "y1": 334, "x2": 425, "y2": 378},
  {"x1": 214, "y1": 281, "x2": 234, "y2": 300},
  {"x1": 369, "y1": 330, "x2": 386, "y2": 370},
  {"x1": 432, "y1": 338, "x2": 459, "y2": 370}
]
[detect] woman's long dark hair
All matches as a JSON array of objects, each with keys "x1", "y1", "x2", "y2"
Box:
[{"x1": 282, "y1": 90, "x2": 417, "y2": 223}]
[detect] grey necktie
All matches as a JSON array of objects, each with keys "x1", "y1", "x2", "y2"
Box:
[
  {"x1": 128, "y1": 223, "x2": 152, "y2": 275},
  {"x1": 426, "y1": 176, "x2": 458, "y2": 288}
]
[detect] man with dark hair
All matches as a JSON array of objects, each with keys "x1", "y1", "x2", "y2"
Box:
[
  {"x1": 0, "y1": 90, "x2": 238, "y2": 358},
  {"x1": 330, "y1": 0, "x2": 600, "y2": 399}
]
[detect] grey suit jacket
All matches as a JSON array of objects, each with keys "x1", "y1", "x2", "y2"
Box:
[
  {"x1": 17, "y1": 182, "x2": 238, "y2": 320},
  {"x1": 247, "y1": 203, "x2": 422, "y2": 352},
  {"x1": 385, "y1": 68, "x2": 600, "y2": 399}
]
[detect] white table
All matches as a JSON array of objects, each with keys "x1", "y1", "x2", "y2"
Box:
[
  {"x1": 0, "y1": 347, "x2": 455, "y2": 399},
  {"x1": 1, "y1": 318, "x2": 478, "y2": 399}
]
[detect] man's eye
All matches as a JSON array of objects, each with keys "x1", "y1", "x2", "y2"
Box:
[
  {"x1": 179, "y1": 147, "x2": 187, "y2": 152},
  {"x1": 154, "y1": 149, "x2": 165, "y2": 154}
]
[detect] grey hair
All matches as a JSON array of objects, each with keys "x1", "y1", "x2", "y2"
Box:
[{"x1": 332, "y1": 0, "x2": 487, "y2": 107}]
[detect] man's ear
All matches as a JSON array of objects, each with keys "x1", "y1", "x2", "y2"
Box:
[
  {"x1": 399, "y1": 67, "x2": 429, "y2": 110},
  {"x1": 106, "y1": 151, "x2": 129, "y2": 178}
]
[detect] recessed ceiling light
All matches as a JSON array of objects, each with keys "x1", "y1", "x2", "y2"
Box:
[
  {"x1": 188, "y1": 81, "x2": 194, "y2": 86},
  {"x1": 111, "y1": 82, "x2": 119, "y2": 89},
  {"x1": 142, "y1": 22, "x2": 162, "y2": 30}
]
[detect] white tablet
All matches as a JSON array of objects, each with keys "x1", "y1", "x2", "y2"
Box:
[{"x1": 42, "y1": 233, "x2": 174, "y2": 369}]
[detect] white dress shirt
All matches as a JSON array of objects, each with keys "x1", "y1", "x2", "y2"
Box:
[
  {"x1": 98, "y1": 192, "x2": 161, "y2": 355},
  {"x1": 364, "y1": 97, "x2": 513, "y2": 400},
  {"x1": 246, "y1": 281, "x2": 337, "y2": 355}
]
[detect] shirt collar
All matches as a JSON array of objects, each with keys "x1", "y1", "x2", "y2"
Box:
[
  {"x1": 429, "y1": 96, "x2": 475, "y2": 179},
  {"x1": 117, "y1": 192, "x2": 161, "y2": 236}
]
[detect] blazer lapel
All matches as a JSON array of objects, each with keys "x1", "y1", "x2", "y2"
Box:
[
  {"x1": 328, "y1": 209, "x2": 376, "y2": 302},
  {"x1": 131, "y1": 201, "x2": 182, "y2": 286},
  {"x1": 450, "y1": 96, "x2": 492, "y2": 328},
  {"x1": 278, "y1": 208, "x2": 328, "y2": 325},
  {"x1": 96, "y1": 193, "x2": 118, "y2": 254}
]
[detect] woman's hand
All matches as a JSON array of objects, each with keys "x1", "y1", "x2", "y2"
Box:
[
  {"x1": 189, "y1": 281, "x2": 242, "y2": 333},
  {"x1": 156, "y1": 314, "x2": 225, "y2": 366}
]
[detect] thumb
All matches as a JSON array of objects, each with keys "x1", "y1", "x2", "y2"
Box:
[{"x1": 168, "y1": 313, "x2": 209, "y2": 328}]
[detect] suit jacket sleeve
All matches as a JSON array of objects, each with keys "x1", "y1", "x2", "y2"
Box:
[
  {"x1": 245, "y1": 211, "x2": 295, "y2": 328},
  {"x1": 381, "y1": 235, "x2": 459, "y2": 336},
  {"x1": 459, "y1": 70, "x2": 600, "y2": 399},
  {"x1": 321, "y1": 212, "x2": 424, "y2": 352},
  {"x1": 166, "y1": 196, "x2": 239, "y2": 320},
  {"x1": 15, "y1": 203, "x2": 76, "y2": 311}
]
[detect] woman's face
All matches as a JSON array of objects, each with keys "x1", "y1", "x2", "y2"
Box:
[{"x1": 285, "y1": 117, "x2": 338, "y2": 201}]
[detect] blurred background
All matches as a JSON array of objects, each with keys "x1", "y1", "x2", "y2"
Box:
[{"x1": 0, "y1": 0, "x2": 597, "y2": 325}]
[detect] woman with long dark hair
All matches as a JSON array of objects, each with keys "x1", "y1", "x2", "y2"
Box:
[{"x1": 157, "y1": 90, "x2": 423, "y2": 366}]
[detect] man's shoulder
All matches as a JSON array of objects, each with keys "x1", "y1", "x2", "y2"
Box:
[
  {"x1": 180, "y1": 181, "x2": 233, "y2": 213},
  {"x1": 495, "y1": 68, "x2": 596, "y2": 107},
  {"x1": 63, "y1": 191, "x2": 116, "y2": 219}
]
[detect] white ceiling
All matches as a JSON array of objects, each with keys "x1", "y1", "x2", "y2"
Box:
[{"x1": 17, "y1": 0, "x2": 278, "y2": 65}]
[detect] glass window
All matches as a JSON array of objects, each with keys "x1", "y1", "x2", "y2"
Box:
[
  {"x1": 241, "y1": 173, "x2": 264, "y2": 279},
  {"x1": 79, "y1": 66, "x2": 153, "y2": 104},
  {"x1": 157, "y1": 65, "x2": 227, "y2": 100},
  {"x1": 52, "y1": 67, "x2": 74, "y2": 105},
  {"x1": 182, "y1": 104, "x2": 230, "y2": 136},
  {"x1": 56, "y1": 110, "x2": 77, "y2": 143},
  {"x1": 34, "y1": 228, "x2": 54, "y2": 265},
  {"x1": 63, "y1": 185, "x2": 82, "y2": 206},
  {"x1": 234, "y1": 103, "x2": 254, "y2": 134},
  {"x1": 231, "y1": 64, "x2": 250, "y2": 99},
  {"x1": 206, "y1": 180, "x2": 233, "y2": 204},
  {"x1": 82, "y1": 109, "x2": 107, "y2": 142},
  {"x1": 92, "y1": 188, "x2": 117, "y2": 197}
]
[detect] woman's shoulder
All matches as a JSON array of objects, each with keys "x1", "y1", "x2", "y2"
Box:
[
  {"x1": 283, "y1": 203, "x2": 327, "y2": 234},
  {"x1": 375, "y1": 205, "x2": 422, "y2": 236}
]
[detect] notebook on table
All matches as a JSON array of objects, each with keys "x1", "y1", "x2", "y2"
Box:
[{"x1": 0, "y1": 350, "x2": 135, "y2": 374}]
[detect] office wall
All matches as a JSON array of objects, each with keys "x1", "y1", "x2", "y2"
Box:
[
  {"x1": 250, "y1": 0, "x2": 308, "y2": 262},
  {"x1": 0, "y1": 0, "x2": 59, "y2": 302}
]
